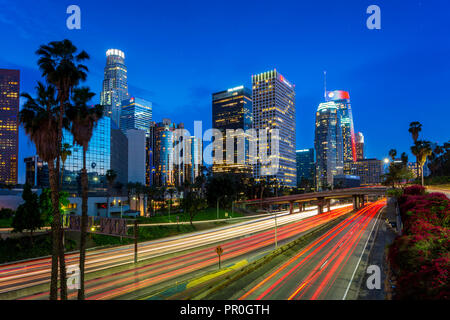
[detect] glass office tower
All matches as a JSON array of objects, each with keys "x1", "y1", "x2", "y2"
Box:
[
  {"x1": 252, "y1": 69, "x2": 296, "y2": 187},
  {"x1": 100, "y1": 49, "x2": 129, "y2": 127},
  {"x1": 296, "y1": 148, "x2": 315, "y2": 188},
  {"x1": 325, "y1": 90, "x2": 356, "y2": 162},
  {"x1": 0, "y1": 69, "x2": 19, "y2": 185},
  {"x1": 212, "y1": 85, "x2": 252, "y2": 174},
  {"x1": 61, "y1": 117, "x2": 128, "y2": 191},
  {"x1": 314, "y1": 101, "x2": 344, "y2": 190},
  {"x1": 120, "y1": 97, "x2": 153, "y2": 135}
]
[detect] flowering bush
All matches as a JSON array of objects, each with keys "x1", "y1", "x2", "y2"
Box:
[
  {"x1": 403, "y1": 184, "x2": 426, "y2": 196},
  {"x1": 389, "y1": 190, "x2": 450, "y2": 299}
]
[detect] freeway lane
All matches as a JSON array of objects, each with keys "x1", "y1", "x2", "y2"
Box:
[
  {"x1": 0, "y1": 204, "x2": 351, "y2": 298},
  {"x1": 234, "y1": 200, "x2": 386, "y2": 300}
]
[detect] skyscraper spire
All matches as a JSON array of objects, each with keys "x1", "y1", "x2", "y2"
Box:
[{"x1": 323, "y1": 70, "x2": 327, "y2": 100}]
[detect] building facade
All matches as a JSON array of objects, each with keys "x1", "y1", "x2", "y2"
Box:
[
  {"x1": 61, "y1": 117, "x2": 128, "y2": 191},
  {"x1": 355, "y1": 132, "x2": 364, "y2": 160},
  {"x1": 314, "y1": 101, "x2": 344, "y2": 190},
  {"x1": 100, "y1": 49, "x2": 129, "y2": 127},
  {"x1": 212, "y1": 85, "x2": 252, "y2": 175},
  {"x1": 325, "y1": 90, "x2": 356, "y2": 163},
  {"x1": 0, "y1": 69, "x2": 19, "y2": 185},
  {"x1": 24, "y1": 156, "x2": 49, "y2": 188},
  {"x1": 149, "y1": 119, "x2": 202, "y2": 187},
  {"x1": 120, "y1": 97, "x2": 153, "y2": 134},
  {"x1": 344, "y1": 158, "x2": 383, "y2": 186},
  {"x1": 126, "y1": 129, "x2": 147, "y2": 184},
  {"x1": 252, "y1": 69, "x2": 296, "y2": 187},
  {"x1": 296, "y1": 148, "x2": 315, "y2": 188}
]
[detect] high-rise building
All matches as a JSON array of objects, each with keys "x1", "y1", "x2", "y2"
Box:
[
  {"x1": 24, "y1": 156, "x2": 49, "y2": 187},
  {"x1": 252, "y1": 69, "x2": 296, "y2": 187},
  {"x1": 61, "y1": 117, "x2": 128, "y2": 191},
  {"x1": 212, "y1": 85, "x2": 252, "y2": 174},
  {"x1": 100, "y1": 49, "x2": 129, "y2": 127},
  {"x1": 344, "y1": 158, "x2": 383, "y2": 186},
  {"x1": 0, "y1": 69, "x2": 19, "y2": 185},
  {"x1": 149, "y1": 119, "x2": 202, "y2": 187},
  {"x1": 120, "y1": 97, "x2": 153, "y2": 135},
  {"x1": 325, "y1": 90, "x2": 356, "y2": 162},
  {"x1": 126, "y1": 129, "x2": 146, "y2": 184},
  {"x1": 314, "y1": 101, "x2": 344, "y2": 190},
  {"x1": 296, "y1": 148, "x2": 315, "y2": 188},
  {"x1": 355, "y1": 132, "x2": 364, "y2": 160}
]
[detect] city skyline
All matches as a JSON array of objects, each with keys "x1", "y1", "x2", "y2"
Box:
[{"x1": 0, "y1": 0, "x2": 449, "y2": 183}]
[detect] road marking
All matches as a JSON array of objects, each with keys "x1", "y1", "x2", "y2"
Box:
[{"x1": 342, "y1": 206, "x2": 382, "y2": 300}]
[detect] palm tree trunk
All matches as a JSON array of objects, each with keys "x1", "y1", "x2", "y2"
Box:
[
  {"x1": 78, "y1": 147, "x2": 88, "y2": 300},
  {"x1": 421, "y1": 165, "x2": 424, "y2": 186},
  {"x1": 47, "y1": 161, "x2": 60, "y2": 300},
  {"x1": 56, "y1": 97, "x2": 67, "y2": 300}
]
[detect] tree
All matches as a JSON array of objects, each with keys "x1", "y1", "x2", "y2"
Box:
[
  {"x1": 106, "y1": 169, "x2": 117, "y2": 217},
  {"x1": 400, "y1": 152, "x2": 408, "y2": 166},
  {"x1": 182, "y1": 191, "x2": 207, "y2": 226},
  {"x1": 408, "y1": 121, "x2": 422, "y2": 143},
  {"x1": 12, "y1": 184, "x2": 42, "y2": 245},
  {"x1": 382, "y1": 162, "x2": 414, "y2": 188},
  {"x1": 19, "y1": 82, "x2": 63, "y2": 300},
  {"x1": 389, "y1": 149, "x2": 397, "y2": 161},
  {"x1": 35, "y1": 39, "x2": 89, "y2": 300},
  {"x1": 66, "y1": 87, "x2": 103, "y2": 300},
  {"x1": 411, "y1": 140, "x2": 433, "y2": 186}
]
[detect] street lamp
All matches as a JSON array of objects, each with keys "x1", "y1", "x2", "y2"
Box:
[{"x1": 384, "y1": 158, "x2": 390, "y2": 164}]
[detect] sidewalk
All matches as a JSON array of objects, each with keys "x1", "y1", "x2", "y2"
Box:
[{"x1": 357, "y1": 198, "x2": 398, "y2": 300}]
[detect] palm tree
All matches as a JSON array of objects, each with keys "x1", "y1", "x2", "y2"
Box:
[
  {"x1": 66, "y1": 87, "x2": 103, "y2": 300},
  {"x1": 408, "y1": 122, "x2": 422, "y2": 143},
  {"x1": 389, "y1": 149, "x2": 397, "y2": 161},
  {"x1": 60, "y1": 143, "x2": 72, "y2": 185},
  {"x1": 400, "y1": 152, "x2": 408, "y2": 166},
  {"x1": 411, "y1": 140, "x2": 433, "y2": 186},
  {"x1": 106, "y1": 170, "x2": 117, "y2": 217},
  {"x1": 19, "y1": 82, "x2": 61, "y2": 300},
  {"x1": 36, "y1": 39, "x2": 89, "y2": 300}
]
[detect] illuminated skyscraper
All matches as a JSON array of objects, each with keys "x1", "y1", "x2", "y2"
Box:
[
  {"x1": 314, "y1": 101, "x2": 344, "y2": 190},
  {"x1": 0, "y1": 69, "x2": 19, "y2": 185},
  {"x1": 212, "y1": 85, "x2": 252, "y2": 174},
  {"x1": 100, "y1": 49, "x2": 129, "y2": 127},
  {"x1": 296, "y1": 148, "x2": 315, "y2": 188},
  {"x1": 355, "y1": 132, "x2": 364, "y2": 160},
  {"x1": 325, "y1": 90, "x2": 356, "y2": 162},
  {"x1": 252, "y1": 69, "x2": 296, "y2": 187},
  {"x1": 120, "y1": 97, "x2": 153, "y2": 135}
]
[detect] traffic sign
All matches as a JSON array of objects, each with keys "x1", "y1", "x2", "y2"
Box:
[{"x1": 215, "y1": 245, "x2": 223, "y2": 256}]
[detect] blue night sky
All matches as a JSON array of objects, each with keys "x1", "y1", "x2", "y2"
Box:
[{"x1": 0, "y1": 0, "x2": 449, "y2": 183}]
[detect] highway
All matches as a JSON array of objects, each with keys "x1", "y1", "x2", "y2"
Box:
[
  {"x1": 0, "y1": 204, "x2": 352, "y2": 299},
  {"x1": 224, "y1": 199, "x2": 386, "y2": 300}
]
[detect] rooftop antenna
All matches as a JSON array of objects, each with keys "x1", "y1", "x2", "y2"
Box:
[{"x1": 323, "y1": 70, "x2": 327, "y2": 100}]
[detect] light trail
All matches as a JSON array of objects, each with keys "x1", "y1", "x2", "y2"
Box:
[{"x1": 16, "y1": 205, "x2": 353, "y2": 300}]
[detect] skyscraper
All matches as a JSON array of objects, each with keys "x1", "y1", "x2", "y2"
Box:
[
  {"x1": 252, "y1": 69, "x2": 296, "y2": 187},
  {"x1": 355, "y1": 132, "x2": 364, "y2": 160},
  {"x1": 314, "y1": 101, "x2": 344, "y2": 190},
  {"x1": 212, "y1": 85, "x2": 252, "y2": 174},
  {"x1": 325, "y1": 90, "x2": 356, "y2": 162},
  {"x1": 120, "y1": 97, "x2": 153, "y2": 135},
  {"x1": 0, "y1": 69, "x2": 19, "y2": 185},
  {"x1": 100, "y1": 49, "x2": 129, "y2": 127},
  {"x1": 296, "y1": 148, "x2": 315, "y2": 189},
  {"x1": 61, "y1": 117, "x2": 128, "y2": 191},
  {"x1": 126, "y1": 129, "x2": 146, "y2": 185}
]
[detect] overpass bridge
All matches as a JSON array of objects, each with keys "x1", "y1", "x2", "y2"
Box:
[{"x1": 236, "y1": 186, "x2": 387, "y2": 214}]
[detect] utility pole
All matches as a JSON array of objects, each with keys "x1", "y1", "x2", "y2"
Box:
[{"x1": 217, "y1": 198, "x2": 219, "y2": 220}]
